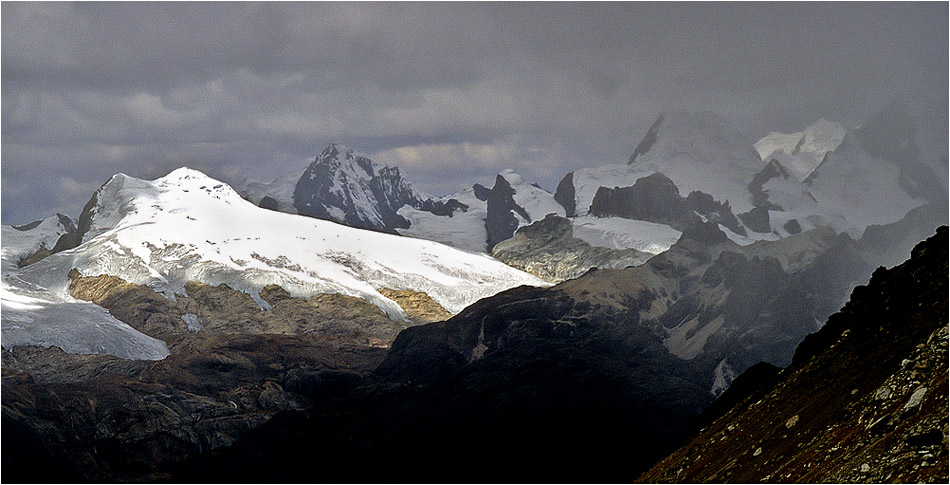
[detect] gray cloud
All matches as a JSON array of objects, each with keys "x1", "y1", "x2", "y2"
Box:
[{"x1": 2, "y1": 2, "x2": 947, "y2": 224}]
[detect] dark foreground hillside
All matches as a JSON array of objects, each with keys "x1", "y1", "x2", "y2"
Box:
[{"x1": 639, "y1": 226, "x2": 949, "y2": 483}]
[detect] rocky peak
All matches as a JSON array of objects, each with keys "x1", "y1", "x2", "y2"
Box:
[{"x1": 293, "y1": 143, "x2": 427, "y2": 233}]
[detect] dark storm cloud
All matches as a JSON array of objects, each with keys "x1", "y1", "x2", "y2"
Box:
[{"x1": 2, "y1": 2, "x2": 947, "y2": 223}]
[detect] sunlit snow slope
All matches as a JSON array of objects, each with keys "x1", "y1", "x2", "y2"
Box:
[
  {"x1": 16, "y1": 168, "x2": 547, "y2": 325},
  {"x1": 2, "y1": 216, "x2": 171, "y2": 360}
]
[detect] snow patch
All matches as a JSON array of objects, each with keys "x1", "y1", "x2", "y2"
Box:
[{"x1": 571, "y1": 216, "x2": 681, "y2": 254}]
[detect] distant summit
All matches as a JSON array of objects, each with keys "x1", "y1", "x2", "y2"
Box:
[
  {"x1": 293, "y1": 143, "x2": 429, "y2": 233},
  {"x1": 754, "y1": 118, "x2": 847, "y2": 181}
]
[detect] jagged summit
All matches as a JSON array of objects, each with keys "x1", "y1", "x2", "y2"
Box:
[
  {"x1": 292, "y1": 143, "x2": 429, "y2": 232},
  {"x1": 754, "y1": 118, "x2": 847, "y2": 181},
  {"x1": 485, "y1": 168, "x2": 565, "y2": 249}
]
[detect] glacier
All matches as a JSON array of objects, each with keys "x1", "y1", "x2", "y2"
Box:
[{"x1": 14, "y1": 168, "x2": 548, "y2": 325}]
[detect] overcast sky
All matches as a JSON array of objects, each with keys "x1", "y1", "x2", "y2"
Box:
[{"x1": 2, "y1": 2, "x2": 947, "y2": 224}]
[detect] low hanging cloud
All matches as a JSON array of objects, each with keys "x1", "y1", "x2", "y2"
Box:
[{"x1": 2, "y1": 2, "x2": 947, "y2": 223}]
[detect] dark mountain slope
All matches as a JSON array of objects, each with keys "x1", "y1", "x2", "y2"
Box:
[
  {"x1": 174, "y1": 282, "x2": 711, "y2": 483},
  {"x1": 638, "y1": 226, "x2": 948, "y2": 483}
]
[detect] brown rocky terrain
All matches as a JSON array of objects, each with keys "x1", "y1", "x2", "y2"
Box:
[
  {"x1": 638, "y1": 226, "x2": 948, "y2": 483},
  {"x1": 2, "y1": 271, "x2": 437, "y2": 482},
  {"x1": 67, "y1": 271, "x2": 417, "y2": 347},
  {"x1": 378, "y1": 287, "x2": 452, "y2": 324}
]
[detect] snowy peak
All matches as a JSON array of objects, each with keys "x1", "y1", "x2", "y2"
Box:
[
  {"x1": 803, "y1": 132, "x2": 924, "y2": 232},
  {"x1": 754, "y1": 119, "x2": 846, "y2": 181},
  {"x1": 629, "y1": 111, "x2": 760, "y2": 171},
  {"x1": 800, "y1": 119, "x2": 847, "y2": 156},
  {"x1": 852, "y1": 103, "x2": 946, "y2": 204},
  {"x1": 625, "y1": 111, "x2": 762, "y2": 214},
  {"x1": 486, "y1": 169, "x2": 564, "y2": 249},
  {"x1": 293, "y1": 143, "x2": 428, "y2": 233},
  {"x1": 17, "y1": 168, "x2": 547, "y2": 318},
  {"x1": 2, "y1": 213, "x2": 78, "y2": 270}
]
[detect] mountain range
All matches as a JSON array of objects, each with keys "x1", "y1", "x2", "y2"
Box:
[{"x1": 2, "y1": 103, "x2": 946, "y2": 482}]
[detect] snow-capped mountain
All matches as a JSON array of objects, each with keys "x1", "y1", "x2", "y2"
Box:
[
  {"x1": 293, "y1": 143, "x2": 432, "y2": 232},
  {"x1": 238, "y1": 108, "x2": 945, "y2": 277},
  {"x1": 2, "y1": 215, "x2": 170, "y2": 360},
  {"x1": 1, "y1": 213, "x2": 77, "y2": 270},
  {"x1": 486, "y1": 169, "x2": 566, "y2": 249},
  {"x1": 628, "y1": 111, "x2": 764, "y2": 215},
  {"x1": 555, "y1": 112, "x2": 764, "y2": 228},
  {"x1": 19, "y1": 168, "x2": 546, "y2": 317},
  {"x1": 237, "y1": 142, "x2": 473, "y2": 235},
  {"x1": 754, "y1": 119, "x2": 846, "y2": 181},
  {"x1": 803, "y1": 133, "x2": 925, "y2": 233}
]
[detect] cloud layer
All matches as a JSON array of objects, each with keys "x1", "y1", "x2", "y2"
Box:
[{"x1": 3, "y1": 3, "x2": 947, "y2": 223}]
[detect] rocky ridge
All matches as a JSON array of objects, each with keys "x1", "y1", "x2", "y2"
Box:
[
  {"x1": 638, "y1": 226, "x2": 948, "y2": 483},
  {"x1": 491, "y1": 214, "x2": 651, "y2": 282}
]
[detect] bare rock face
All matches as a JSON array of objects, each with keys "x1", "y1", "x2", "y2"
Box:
[
  {"x1": 1, "y1": 346, "x2": 149, "y2": 384},
  {"x1": 2, "y1": 373, "x2": 273, "y2": 482},
  {"x1": 378, "y1": 288, "x2": 453, "y2": 324},
  {"x1": 67, "y1": 272, "x2": 414, "y2": 348},
  {"x1": 68, "y1": 271, "x2": 189, "y2": 342},
  {"x1": 491, "y1": 214, "x2": 651, "y2": 283},
  {"x1": 485, "y1": 173, "x2": 530, "y2": 249},
  {"x1": 589, "y1": 173, "x2": 746, "y2": 235}
]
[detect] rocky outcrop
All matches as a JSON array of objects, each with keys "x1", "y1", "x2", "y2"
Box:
[
  {"x1": 1, "y1": 345, "x2": 149, "y2": 384},
  {"x1": 293, "y1": 143, "x2": 422, "y2": 232},
  {"x1": 589, "y1": 173, "x2": 746, "y2": 235},
  {"x1": 638, "y1": 226, "x2": 948, "y2": 483},
  {"x1": 67, "y1": 272, "x2": 414, "y2": 347},
  {"x1": 378, "y1": 288, "x2": 453, "y2": 324},
  {"x1": 554, "y1": 171, "x2": 577, "y2": 217},
  {"x1": 737, "y1": 206, "x2": 771, "y2": 233},
  {"x1": 589, "y1": 173, "x2": 691, "y2": 226},
  {"x1": 491, "y1": 214, "x2": 651, "y2": 282},
  {"x1": 485, "y1": 173, "x2": 531, "y2": 249},
  {"x1": 290, "y1": 143, "x2": 469, "y2": 233}
]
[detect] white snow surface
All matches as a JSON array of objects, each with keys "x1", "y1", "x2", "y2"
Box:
[
  {"x1": 499, "y1": 169, "x2": 566, "y2": 223},
  {"x1": 711, "y1": 358, "x2": 737, "y2": 396},
  {"x1": 236, "y1": 173, "x2": 299, "y2": 213},
  {"x1": 2, "y1": 217, "x2": 170, "y2": 360},
  {"x1": 805, "y1": 134, "x2": 924, "y2": 235},
  {"x1": 629, "y1": 111, "x2": 763, "y2": 214},
  {"x1": 15, "y1": 168, "x2": 547, "y2": 324},
  {"x1": 754, "y1": 119, "x2": 847, "y2": 181},
  {"x1": 397, "y1": 186, "x2": 488, "y2": 253},
  {"x1": 1, "y1": 215, "x2": 72, "y2": 265},
  {"x1": 571, "y1": 216, "x2": 681, "y2": 254},
  {"x1": 569, "y1": 164, "x2": 649, "y2": 217}
]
